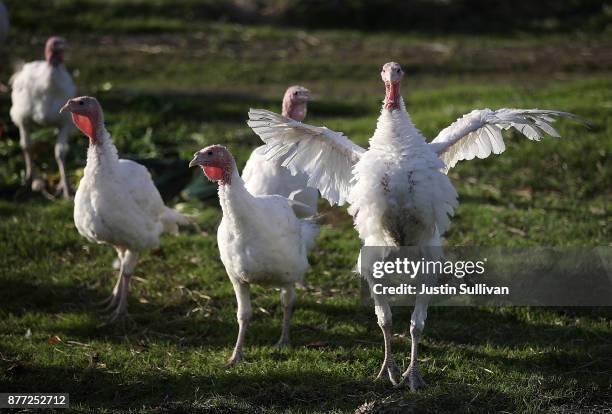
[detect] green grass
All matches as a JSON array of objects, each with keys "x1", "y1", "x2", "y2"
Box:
[{"x1": 0, "y1": 2, "x2": 611, "y2": 413}]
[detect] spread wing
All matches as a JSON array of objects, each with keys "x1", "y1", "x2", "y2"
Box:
[
  {"x1": 247, "y1": 109, "x2": 366, "y2": 206},
  {"x1": 429, "y1": 108, "x2": 588, "y2": 173}
]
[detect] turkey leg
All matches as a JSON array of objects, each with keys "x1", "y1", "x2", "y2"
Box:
[
  {"x1": 55, "y1": 125, "x2": 72, "y2": 199},
  {"x1": 18, "y1": 125, "x2": 34, "y2": 186},
  {"x1": 399, "y1": 294, "x2": 430, "y2": 390},
  {"x1": 108, "y1": 249, "x2": 138, "y2": 322},
  {"x1": 374, "y1": 295, "x2": 400, "y2": 385},
  {"x1": 276, "y1": 286, "x2": 296, "y2": 347},
  {"x1": 99, "y1": 248, "x2": 125, "y2": 307},
  {"x1": 227, "y1": 280, "x2": 252, "y2": 365}
]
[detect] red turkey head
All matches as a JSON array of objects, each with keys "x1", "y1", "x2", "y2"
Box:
[
  {"x1": 381, "y1": 62, "x2": 404, "y2": 111},
  {"x1": 45, "y1": 37, "x2": 67, "y2": 67},
  {"x1": 282, "y1": 85, "x2": 310, "y2": 122},
  {"x1": 189, "y1": 145, "x2": 235, "y2": 185},
  {"x1": 60, "y1": 96, "x2": 103, "y2": 144}
]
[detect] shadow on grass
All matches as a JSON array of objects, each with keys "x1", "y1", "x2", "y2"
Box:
[
  {"x1": 0, "y1": 276, "x2": 374, "y2": 351},
  {"x1": 1, "y1": 274, "x2": 610, "y2": 412},
  {"x1": 0, "y1": 357, "x2": 521, "y2": 413},
  {"x1": 2, "y1": 274, "x2": 610, "y2": 352}
]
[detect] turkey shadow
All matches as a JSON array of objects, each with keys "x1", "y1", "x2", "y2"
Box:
[
  {"x1": 423, "y1": 307, "x2": 612, "y2": 349},
  {"x1": 444, "y1": 342, "x2": 611, "y2": 384},
  {"x1": 0, "y1": 355, "x2": 519, "y2": 413},
  {"x1": 0, "y1": 275, "x2": 372, "y2": 351}
]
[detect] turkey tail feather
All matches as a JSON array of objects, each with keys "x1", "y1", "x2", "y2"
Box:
[{"x1": 161, "y1": 207, "x2": 192, "y2": 235}]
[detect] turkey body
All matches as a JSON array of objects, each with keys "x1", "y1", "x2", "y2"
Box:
[
  {"x1": 242, "y1": 85, "x2": 318, "y2": 213},
  {"x1": 243, "y1": 147, "x2": 318, "y2": 212},
  {"x1": 348, "y1": 105, "x2": 457, "y2": 249},
  {"x1": 10, "y1": 61, "x2": 76, "y2": 128},
  {"x1": 190, "y1": 144, "x2": 319, "y2": 364},
  {"x1": 10, "y1": 57, "x2": 76, "y2": 198},
  {"x1": 216, "y1": 173, "x2": 318, "y2": 363},
  {"x1": 74, "y1": 139, "x2": 178, "y2": 252},
  {"x1": 69, "y1": 103, "x2": 188, "y2": 322},
  {"x1": 218, "y1": 189, "x2": 312, "y2": 287}
]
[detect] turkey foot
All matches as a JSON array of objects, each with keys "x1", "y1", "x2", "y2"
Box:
[
  {"x1": 97, "y1": 272, "x2": 123, "y2": 308},
  {"x1": 398, "y1": 362, "x2": 426, "y2": 391},
  {"x1": 108, "y1": 306, "x2": 129, "y2": 323},
  {"x1": 105, "y1": 270, "x2": 130, "y2": 322},
  {"x1": 96, "y1": 293, "x2": 115, "y2": 308},
  {"x1": 275, "y1": 336, "x2": 291, "y2": 349},
  {"x1": 376, "y1": 354, "x2": 400, "y2": 385},
  {"x1": 55, "y1": 180, "x2": 73, "y2": 199},
  {"x1": 225, "y1": 350, "x2": 245, "y2": 366}
]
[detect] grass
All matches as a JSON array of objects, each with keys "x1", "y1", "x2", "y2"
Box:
[{"x1": 0, "y1": 2, "x2": 611, "y2": 413}]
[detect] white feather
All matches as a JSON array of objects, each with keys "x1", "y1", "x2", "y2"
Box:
[
  {"x1": 217, "y1": 162, "x2": 319, "y2": 287},
  {"x1": 10, "y1": 60, "x2": 76, "y2": 129},
  {"x1": 247, "y1": 109, "x2": 365, "y2": 206},
  {"x1": 74, "y1": 129, "x2": 187, "y2": 252},
  {"x1": 242, "y1": 145, "x2": 318, "y2": 212},
  {"x1": 430, "y1": 108, "x2": 586, "y2": 172}
]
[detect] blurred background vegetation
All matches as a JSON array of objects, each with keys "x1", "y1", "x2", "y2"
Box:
[{"x1": 5, "y1": 0, "x2": 612, "y2": 35}]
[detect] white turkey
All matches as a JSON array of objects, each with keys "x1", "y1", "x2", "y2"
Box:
[
  {"x1": 247, "y1": 62, "x2": 585, "y2": 389},
  {"x1": 189, "y1": 144, "x2": 319, "y2": 365},
  {"x1": 242, "y1": 85, "x2": 318, "y2": 214},
  {"x1": 60, "y1": 96, "x2": 189, "y2": 322},
  {"x1": 0, "y1": 1, "x2": 8, "y2": 46},
  {"x1": 10, "y1": 36, "x2": 77, "y2": 198}
]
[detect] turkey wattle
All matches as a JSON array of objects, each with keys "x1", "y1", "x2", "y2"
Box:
[
  {"x1": 190, "y1": 145, "x2": 319, "y2": 365},
  {"x1": 242, "y1": 86, "x2": 318, "y2": 215},
  {"x1": 61, "y1": 96, "x2": 189, "y2": 322},
  {"x1": 247, "y1": 62, "x2": 586, "y2": 389},
  {"x1": 10, "y1": 37, "x2": 77, "y2": 198}
]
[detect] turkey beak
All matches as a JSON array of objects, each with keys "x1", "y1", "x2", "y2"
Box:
[
  {"x1": 189, "y1": 153, "x2": 203, "y2": 168},
  {"x1": 59, "y1": 100, "x2": 72, "y2": 114}
]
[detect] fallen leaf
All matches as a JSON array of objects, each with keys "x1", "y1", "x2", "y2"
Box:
[
  {"x1": 506, "y1": 226, "x2": 526, "y2": 237},
  {"x1": 48, "y1": 335, "x2": 62, "y2": 345}
]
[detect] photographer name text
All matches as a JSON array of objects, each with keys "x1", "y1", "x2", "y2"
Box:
[{"x1": 372, "y1": 283, "x2": 509, "y2": 295}]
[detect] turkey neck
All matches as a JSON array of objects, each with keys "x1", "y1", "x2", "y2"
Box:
[
  {"x1": 85, "y1": 125, "x2": 120, "y2": 177},
  {"x1": 217, "y1": 165, "x2": 258, "y2": 229},
  {"x1": 282, "y1": 101, "x2": 307, "y2": 122},
  {"x1": 45, "y1": 63, "x2": 69, "y2": 87},
  {"x1": 369, "y1": 97, "x2": 428, "y2": 151}
]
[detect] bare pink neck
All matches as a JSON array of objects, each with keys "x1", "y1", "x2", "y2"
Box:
[
  {"x1": 282, "y1": 100, "x2": 307, "y2": 122},
  {"x1": 45, "y1": 51, "x2": 64, "y2": 67},
  {"x1": 218, "y1": 157, "x2": 238, "y2": 186},
  {"x1": 384, "y1": 81, "x2": 401, "y2": 110}
]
